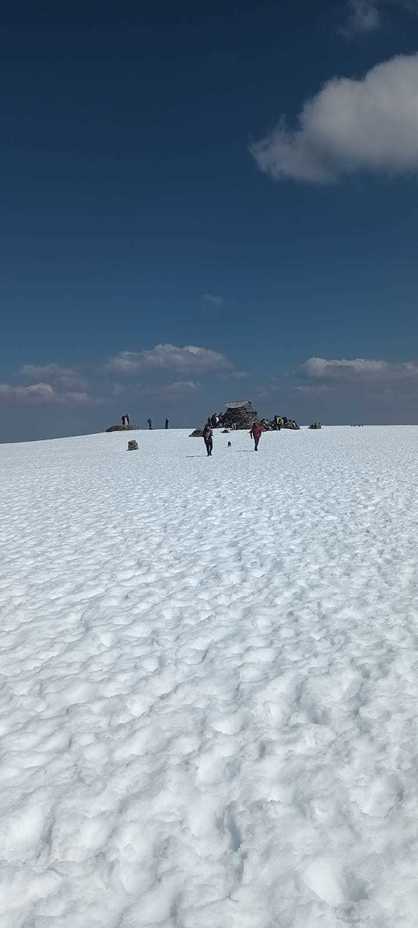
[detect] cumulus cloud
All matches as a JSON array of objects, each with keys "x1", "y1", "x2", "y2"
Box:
[
  {"x1": 251, "y1": 53, "x2": 418, "y2": 182},
  {"x1": 0, "y1": 382, "x2": 91, "y2": 406},
  {"x1": 301, "y1": 357, "x2": 418, "y2": 382},
  {"x1": 1, "y1": 344, "x2": 232, "y2": 413},
  {"x1": 109, "y1": 344, "x2": 232, "y2": 375},
  {"x1": 0, "y1": 383, "x2": 57, "y2": 405},
  {"x1": 21, "y1": 364, "x2": 86, "y2": 391}
]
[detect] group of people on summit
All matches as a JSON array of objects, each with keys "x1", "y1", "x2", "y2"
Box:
[
  {"x1": 119, "y1": 410, "x2": 296, "y2": 456},
  {"x1": 206, "y1": 412, "x2": 298, "y2": 432}
]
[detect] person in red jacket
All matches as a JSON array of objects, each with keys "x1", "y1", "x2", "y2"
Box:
[{"x1": 250, "y1": 420, "x2": 264, "y2": 451}]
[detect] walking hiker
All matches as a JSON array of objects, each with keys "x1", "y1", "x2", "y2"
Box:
[
  {"x1": 165, "y1": 418, "x2": 169, "y2": 429},
  {"x1": 250, "y1": 420, "x2": 263, "y2": 451},
  {"x1": 202, "y1": 423, "x2": 213, "y2": 456},
  {"x1": 147, "y1": 418, "x2": 152, "y2": 430}
]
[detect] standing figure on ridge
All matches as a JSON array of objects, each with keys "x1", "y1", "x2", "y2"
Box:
[{"x1": 147, "y1": 418, "x2": 152, "y2": 430}]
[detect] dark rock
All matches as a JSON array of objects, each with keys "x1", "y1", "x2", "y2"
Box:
[{"x1": 106, "y1": 424, "x2": 137, "y2": 433}]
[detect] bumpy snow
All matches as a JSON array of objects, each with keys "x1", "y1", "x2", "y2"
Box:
[{"x1": 1, "y1": 426, "x2": 418, "y2": 927}]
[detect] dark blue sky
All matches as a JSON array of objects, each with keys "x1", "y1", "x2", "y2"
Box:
[{"x1": 2, "y1": 0, "x2": 418, "y2": 439}]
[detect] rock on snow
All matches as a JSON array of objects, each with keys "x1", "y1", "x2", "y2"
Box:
[{"x1": 1, "y1": 426, "x2": 418, "y2": 927}]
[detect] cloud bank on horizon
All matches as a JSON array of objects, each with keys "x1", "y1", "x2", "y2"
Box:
[
  {"x1": 0, "y1": 344, "x2": 235, "y2": 409},
  {"x1": 3, "y1": 350, "x2": 418, "y2": 435},
  {"x1": 251, "y1": 53, "x2": 418, "y2": 183},
  {"x1": 301, "y1": 357, "x2": 418, "y2": 383},
  {"x1": 3, "y1": 348, "x2": 418, "y2": 411},
  {"x1": 0, "y1": 383, "x2": 91, "y2": 407}
]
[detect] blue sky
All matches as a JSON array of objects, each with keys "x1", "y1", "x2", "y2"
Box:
[{"x1": 2, "y1": 0, "x2": 418, "y2": 439}]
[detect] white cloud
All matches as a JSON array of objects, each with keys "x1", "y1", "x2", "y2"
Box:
[
  {"x1": 0, "y1": 383, "x2": 57, "y2": 405},
  {"x1": 301, "y1": 357, "x2": 418, "y2": 382},
  {"x1": 342, "y1": 0, "x2": 381, "y2": 36},
  {"x1": 21, "y1": 364, "x2": 86, "y2": 391},
  {"x1": 251, "y1": 53, "x2": 418, "y2": 183},
  {"x1": 109, "y1": 344, "x2": 232, "y2": 375},
  {"x1": 2, "y1": 346, "x2": 231, "y2": 411},
  {"x1": 0, "y1": 382, "x2": 91, "y2": 406}
]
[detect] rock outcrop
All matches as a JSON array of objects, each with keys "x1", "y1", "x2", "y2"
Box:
[
  {"x1": 106, "y1": 424, "x2": 137, "y2": 433},
  {"x1": 201, "y1": 402, "x2": 300, "y2": 432},
  {"x1": 221, "y1": 402, "x2": 258, "y2": 430}
]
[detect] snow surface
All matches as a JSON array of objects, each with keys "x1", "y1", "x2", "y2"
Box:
[{"x1": 1, "y1": 426, "x2": 418, "y2": 927}]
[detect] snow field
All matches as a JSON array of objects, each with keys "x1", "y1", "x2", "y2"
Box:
[{"x1": 1, "y1": 427, "x2": 418, "y2": 926}]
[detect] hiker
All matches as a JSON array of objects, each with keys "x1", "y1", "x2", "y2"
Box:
[
  {"x1": 165, "y1": 418, "x2": 169, "y2": 429},
  {"x1": 121, "y1": 414, "x2": 129, "y2": 428},
  {"x1": 147, "y1": 418, "x2": 152, "y2": 430},
  {"x1": 250, "y1": 420, "x2": 263, "y2": 451},
  {"x1": 202, "y1": 423, "x2": 213, "y2": 456}
]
